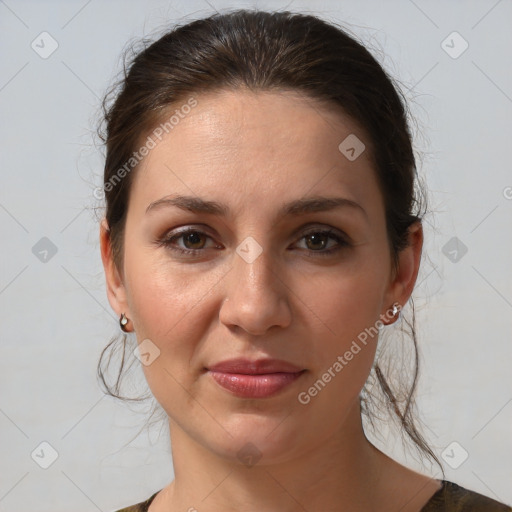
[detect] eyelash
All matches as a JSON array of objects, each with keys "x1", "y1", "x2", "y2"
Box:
[{"x1": 155, "y1": 227, "x2": 350, "y2": 258}]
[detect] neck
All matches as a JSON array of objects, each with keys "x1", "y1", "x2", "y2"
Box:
[{"x1": 164, "y1": 399, "x2": 390, "y2": 511}]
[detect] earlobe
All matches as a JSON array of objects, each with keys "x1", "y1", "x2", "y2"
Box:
[
  {"x1": 380, "y1": 301, "x2": 402, "y2": 326},
  {"x1": 99, "y1": 218, "x2": 130, "y2": 320},
  {"x1": 381, "y1": 221, "x2": 423, "y2": 324}
]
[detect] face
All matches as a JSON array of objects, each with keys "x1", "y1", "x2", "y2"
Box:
[{"x1": 101, "y1": 88, "x2": 422, "y2": 465}]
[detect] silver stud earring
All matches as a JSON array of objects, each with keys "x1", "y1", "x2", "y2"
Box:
[{"x1": 120, "y1": 313, "x2": 130, "y2": 332}]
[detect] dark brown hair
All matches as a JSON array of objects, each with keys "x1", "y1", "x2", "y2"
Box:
[{"x1": 96, "y1": 8, "x2": 443, "y2": 476}]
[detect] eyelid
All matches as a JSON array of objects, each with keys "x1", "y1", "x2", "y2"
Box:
[
  {"x1": 160, "y1": 222, "x2": 349, "y2": 243},
  {"x1": 299, "y1": 224, "x2": 348, "y2": 238},
  {"x1": 291, "y1": 223, "x2": 352, "y2": 246}
]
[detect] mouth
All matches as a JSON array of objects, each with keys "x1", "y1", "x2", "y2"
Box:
[{"x1": 206, "y1": 358, "x2": 307, "y2": 399}]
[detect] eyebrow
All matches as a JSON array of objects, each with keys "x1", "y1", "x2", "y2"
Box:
[{"x1": 145, "y1": 194, "x2": 368, "y2": 221}]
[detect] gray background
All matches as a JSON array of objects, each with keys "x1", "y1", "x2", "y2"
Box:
[{"x1": 1, "y1": 0, "x2": 511, "y2": 510}]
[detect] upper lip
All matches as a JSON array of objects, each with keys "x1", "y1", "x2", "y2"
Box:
[{"x1": 207, "y1": 358, "x2": 305, "y2": 374}]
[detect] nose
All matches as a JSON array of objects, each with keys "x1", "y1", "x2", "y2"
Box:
[{"x1": 219, "y1": 243, "x2": 292, "y2": 335}]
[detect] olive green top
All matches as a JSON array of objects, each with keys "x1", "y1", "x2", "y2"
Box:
[{"x1": 113, "y1": 480, "x2": 512, "y2": 511}]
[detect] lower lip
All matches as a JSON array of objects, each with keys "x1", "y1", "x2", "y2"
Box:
[{"x1": 208, "y1": 370, "x2": 305, "y2": 398}]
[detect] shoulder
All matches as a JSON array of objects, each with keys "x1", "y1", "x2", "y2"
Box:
[
  {"x1": 110, "y1": 482, "x2": 512, "y2": 511},
  {"x1": 111, "y1": 490, "x2": 160, "y2": 512},
  {"x1": 421, "y1": 480, "x2": 512, "y2": 511}
]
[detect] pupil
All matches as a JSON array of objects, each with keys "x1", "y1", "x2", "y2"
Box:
[
  {"x1": 308, "y1": 233, "x2": 326, "y2": 250},
  {"x1": 186, "y1": 232, "x2": 203, "y2": 248}
]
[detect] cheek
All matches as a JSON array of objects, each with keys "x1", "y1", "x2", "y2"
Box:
[
  {"x1": 295, "y1": 270, "x2": 384, "y2": 396},
  {"x1": 123, "y1": 252, "x2": 227, "y2": 391},
  {"x1": 124, "y1": 249, "x2": 215, "y2": 339},
  {"x1": 126, "y1": 260, "x2": 212, "y2": 412},
  {"x1": 302, "y1": 268, "x2": 384, "y2": 343}
]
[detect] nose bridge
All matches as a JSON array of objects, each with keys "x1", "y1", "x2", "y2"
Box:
[
  {"x1": 219, "y1": 235, "x2": 291, "y2": 333},
  {"x1": 233, "y1": 236, "x2": 278, "y2": 297}
]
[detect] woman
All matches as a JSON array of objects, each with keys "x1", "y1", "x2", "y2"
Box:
[{"x1": 97, "y1": 9, "x2": 511, "y2": 512}]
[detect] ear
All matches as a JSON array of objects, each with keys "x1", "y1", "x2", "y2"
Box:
[
  {"x1": 99, "y1": 218, "x2": 130, "y2": 320},
  {"x1": 381, "y1": 221, "x2": 423, "y2": 322}
]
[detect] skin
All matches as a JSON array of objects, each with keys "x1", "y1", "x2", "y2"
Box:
[{"x1": 100, "y1": 88, "x2": 442, "y2": 511}]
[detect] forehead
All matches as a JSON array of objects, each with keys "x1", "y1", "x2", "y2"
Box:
[{"x1": 129, "y1": 88, "x2": 382, "y2": 219}]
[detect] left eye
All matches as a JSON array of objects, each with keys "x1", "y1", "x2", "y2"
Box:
[{"x1": 299, "y1": 229, "x2": 348, "y2": 252}]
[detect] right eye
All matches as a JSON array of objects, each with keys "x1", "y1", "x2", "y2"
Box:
[{"x1": 156, "y1": 228, "x2": 220, "y2": 257}]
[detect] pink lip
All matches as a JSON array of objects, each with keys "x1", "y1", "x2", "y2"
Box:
[{"x1": 206, "y1": 358, "x2": 306, "y2": 398}]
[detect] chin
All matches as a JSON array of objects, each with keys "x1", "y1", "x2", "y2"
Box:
[{"x1": 202, "y1": 411, "x2": 308, "y2": 466}]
